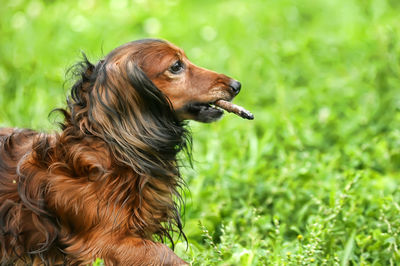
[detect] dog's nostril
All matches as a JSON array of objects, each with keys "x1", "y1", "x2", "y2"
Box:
[{"x1": 229, "y1": 80, "x2": 241, "y2": 94}]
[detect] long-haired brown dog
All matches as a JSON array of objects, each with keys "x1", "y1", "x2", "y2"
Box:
[{"x1": 0, "y1": 39, "x2": 251, "y2": 265}]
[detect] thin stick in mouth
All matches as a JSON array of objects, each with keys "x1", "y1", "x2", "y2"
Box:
[{"x1": 214, "y1": 100, "x2": 254, "y2": 120}]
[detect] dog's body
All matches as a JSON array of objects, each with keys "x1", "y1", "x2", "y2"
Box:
[{"x1": 0, "y1": 39, "x2": 243, "y2": 265}]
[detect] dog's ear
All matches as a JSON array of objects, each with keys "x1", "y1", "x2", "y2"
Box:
[
  {"x1": 63, "y1": 57, "x2": 186, "y2": 177},
  {"x1": 58, "y1": 50, "x2": 190, "y2": 178}
]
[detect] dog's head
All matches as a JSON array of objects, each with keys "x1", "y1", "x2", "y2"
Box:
[
  {"x1": 102, "y1": 39, "x2": 241, "y2": 123},
  {"x1": 65, "y1": 39, "x2": 250, "y2": 175}
]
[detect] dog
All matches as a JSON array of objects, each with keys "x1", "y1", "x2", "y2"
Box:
[{"x1": 0, "y1": 39, "x2": 248, "y2": 265}]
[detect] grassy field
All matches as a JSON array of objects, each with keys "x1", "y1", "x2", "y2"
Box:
[{"x1": 1, "y1": 0, "x2": 400, "y2": 265}]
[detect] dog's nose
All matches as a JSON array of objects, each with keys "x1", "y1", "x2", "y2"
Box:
[{"x1": 229, "y1": 80, "x2": 241, "y2": 95}]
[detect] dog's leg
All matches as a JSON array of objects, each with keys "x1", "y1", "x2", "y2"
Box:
[
  {"x1": 66, "y1": 236, "x2": 188, "y2": 265},
  {"x1": 106, "y1": 238, "x2": 188, "y2": 266}
]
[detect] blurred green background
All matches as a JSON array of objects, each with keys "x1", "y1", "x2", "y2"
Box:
[{"x1": 1, "y1": 0, "x2": 400, "y2": 264}]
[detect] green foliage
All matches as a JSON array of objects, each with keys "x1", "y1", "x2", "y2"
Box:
[
  {"x1": 92, "y1": 258, "x2": 105, "y2": 266},
  {"x1": 2, "y1": 0, "x2": 400, "y2": 265}
]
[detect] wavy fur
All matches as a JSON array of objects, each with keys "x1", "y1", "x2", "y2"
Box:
[{"x1": 0, "y1": 39, "x2": 239, "y2": 265}]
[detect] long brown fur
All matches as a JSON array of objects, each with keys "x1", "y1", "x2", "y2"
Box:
[{"x1": 0, "y1": 39, "x2": 242, "y2": 265}]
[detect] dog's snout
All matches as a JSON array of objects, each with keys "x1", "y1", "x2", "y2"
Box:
[{"x1": 229, "y1": 80, "x2": 241, "y2": 95}]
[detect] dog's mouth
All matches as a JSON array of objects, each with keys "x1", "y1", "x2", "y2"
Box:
[
  {"x1": 180, "y1": 100, "x2": 254, "y2": 123},
  {"x1": 184, "y1": 101, "x2": 224, "y2": 123}
]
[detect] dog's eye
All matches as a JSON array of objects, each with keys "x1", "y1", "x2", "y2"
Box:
[{"x1": 169, "y1": 60, "x2": 184, "y2": 74}]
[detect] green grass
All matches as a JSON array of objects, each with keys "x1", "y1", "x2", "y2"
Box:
[{"x1": 2, "y1": 0, "x2": 400, "y2": 265}]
